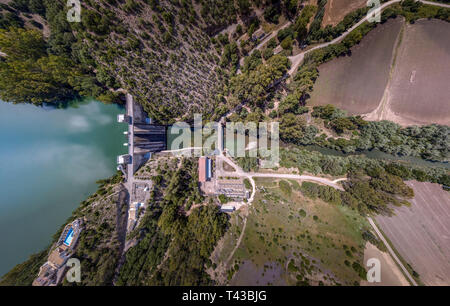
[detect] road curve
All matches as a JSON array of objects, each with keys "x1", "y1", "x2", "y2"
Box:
[
  {"x1": 287, "y1": 0, "x2": 449, "y2": 76},
  {"x1": 239, "y1": 21, "x2": 292, "y2": 68}
]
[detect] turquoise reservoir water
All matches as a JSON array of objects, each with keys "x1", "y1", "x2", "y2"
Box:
[{"x1": 0, "y1": 99, "x2": 126, "y2": 276}]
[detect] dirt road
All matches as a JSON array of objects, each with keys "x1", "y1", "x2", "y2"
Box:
[{"x1": 287, "y1": 0, "x2": 449, "y2": 76}]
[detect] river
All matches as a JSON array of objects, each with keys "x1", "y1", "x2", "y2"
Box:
[
  {"x1": 0, "y1": 99, "x2": 126, "y2": 276},
  {"x1": 303, "y1": 145, "x2": 449, "y2": 169}
]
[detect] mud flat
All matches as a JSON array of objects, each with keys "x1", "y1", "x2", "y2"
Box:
[
  {"x1": 386, "y1": 19, "x2": 450, "y2": 125},
  {"x1": 322, "y1": 0, "x2": 367, "y2": 26},
  {"x1": 375, "y1": 181, "x2": 450, "y2": 286},
  {"x1": 360, "y1": 242, "x2": 409, "y2": 286},
  {"x1": 309, "y1": 18, "x2": 403, "y2": 114}
]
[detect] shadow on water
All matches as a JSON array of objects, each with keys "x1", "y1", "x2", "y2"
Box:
[{"x1": 40, "y1": 97, "x2": 125, "y2": 111}]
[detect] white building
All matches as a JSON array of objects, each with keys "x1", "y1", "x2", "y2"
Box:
[
  {"x1": 220, "y1": 204, "x2": 236, "y2": 213},
  {"x1": 117, "y1": 154, "x2": 131, "y2": 164}
]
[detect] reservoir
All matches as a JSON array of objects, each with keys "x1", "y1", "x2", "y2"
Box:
[{"x1": 0, "y1": 99, "x2": 126, "y2": 276}]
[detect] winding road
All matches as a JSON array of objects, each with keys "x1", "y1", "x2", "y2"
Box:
[
  {"x1": 211, "y1": 0, "x2": 450, "y2": 284},
  {"x1": 215, "y1": 122, "x2": 346, "y2": 205},
  {"x1": 239, "y1": 21, "x2": 292, "y2": 68},
  {"x1": 285, "y1": 0, "x2": 449, "y2": 76}
]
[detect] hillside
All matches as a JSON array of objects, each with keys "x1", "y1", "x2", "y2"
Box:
[
  {"x1": 0, "y1": 0, "x2": 306, "y2": 123},
  {"x1": 0, "y1": 0, "x2": 449, "y2": 287}
]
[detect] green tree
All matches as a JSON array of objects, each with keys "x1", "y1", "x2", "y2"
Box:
[
  {"x1": 0, "y1": 28, "x2": 46, "y2": 61},
  {"x1": 280, "y1": 113, "x2": 306, "y2": 143}
]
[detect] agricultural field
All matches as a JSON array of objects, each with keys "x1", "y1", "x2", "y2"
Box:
[
  {"x1": 385, "y1": 19, "x2": 450, "y2": 125},
  {"x1": 322, "y1": 0, "x2": 368, "y2": 26},
  {"x1": 209, "y1": 178, "x2": 372, "y2": 286},
  {"x1": 309, "y1": 18, "x2": 403, "y2": 114},
  {"x1": 375, "y1": 181, "x2": 450, "y2": 286}
]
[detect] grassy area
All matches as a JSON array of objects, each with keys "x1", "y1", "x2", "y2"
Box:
[{"x1": 223, "y1": 178, "x2": 370, "y2": 285}]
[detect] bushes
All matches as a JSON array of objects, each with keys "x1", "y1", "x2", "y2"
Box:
[
  {"x1": 264, "y1": 2, "x2": 282, "y2": 23},
  {"x1": 284, "y1": 101, "x2": 449, "y2": 161},
  {"x1": 243, "y1": 178, "x2": 252, "y2": 190},
  {"x1": 357, "y1": 122, "x2": 449, "y2": 161},
  {"x1": 0, "y1": 250, "x2": 48, "y2": 285},
  {"x1": 280, "y1": 36, "x2": 293, "y2": 50},
  {"x1": 229, "y1": 54, "x2": 290, "y2": 108},
  {"x1": 279, "y1": 180, "x2": 292, "y2": 196},
  {"x1": 0, "y1": 28, "x2": 45, "y2": 60},
  {"x1": 118, "y1": 158, "x2": 227, "y2": 286},
  {"x1": 236, "y1": 156, "x2": 259, "y2": 172},
  {"x1": 263, "y1": 47, "x2": 274, "y2": 60},
  {"x1": 242, "y1": 49, "x2": 262, "y2": 72},
  {"x1": 218, "y1": 194, "x2": 230, "y2": 204},
  {"x1": 281, "y1": 145, "x2": 448, "y2": 192},
  {"x1": 220, "y1": 42, "x2": 239, "y2": 69},
  {"x1": 278, "y1": 94, "x2": 309, "y2": 115},
  {"x1": 300, "y1": 182, "x2": 342, "y2": 206},
  {"x1": 343, "y1": 171, "x2": 413, "y2": 215},
  {"x1": 306, "y1": 0, "x2": 327, "y2": 42},
  {"x1": 0, "y1": 33, "x2": 87, "y2": 105},
  {"x1": 0, "y1": 11, "x2": 25, "y2": 29},
  {"x1": 293, "y1": 5, "x2": 317, "y2": 43},
  {"x1": 277, "y1": 26, "x2": 294, "y2": 42},
  {"x1": 300, "y1": 169, "x2": 413, "y2": 216}
]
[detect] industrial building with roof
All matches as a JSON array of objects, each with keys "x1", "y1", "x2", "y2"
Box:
[{"x1": 198, "y1": 157, "x2": 212, "y2": 183}]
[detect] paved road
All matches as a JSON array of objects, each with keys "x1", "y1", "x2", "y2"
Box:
[
  {"x1": 126, "y1": 93, "x2": 134, "y2": 189},
  {"x1": 367, "y1": 217, "x2": 418, "y2": 286},
  {"x1": 287, "y1": 0, "x2": 449, "y2": 76}
]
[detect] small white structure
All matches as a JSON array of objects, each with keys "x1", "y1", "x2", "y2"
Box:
[
  {"x1": 220, "y1": 204, "x2": 236, "y2": 213},
  {"x1": 129, "y1": 202, "x2": 142, "y2": 221},
  {"x1": 123, "y1": 143, "x2": 129, "y2": 147},
  {"x1": 117, "y1": 154, "x2": 131, "y2": 164},
  {"x1": 117, "y1": 114, "x2": 131, "y2": 124}
]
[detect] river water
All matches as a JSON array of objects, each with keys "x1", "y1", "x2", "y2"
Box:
[
  {"x1": 0, "y1": 99, "x2": 126, "y2": 276},
  {"x1": 303, "y1": 145, "x2": 449, "y2": 169}
]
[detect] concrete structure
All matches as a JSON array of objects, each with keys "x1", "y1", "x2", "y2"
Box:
[
  {"x1": 207, "y1": 158, "x2": 212, "y2": 180},
  {"x1": 57, "y1": 219, "x2": 82, "y2": 248},
  {"x1": 220, "y1": 204, "x2": 236, "y2": 213},
  {"x1": 134, "y1": 124, "x2": 166, "y2": 153},
  {"x1": 217, "y1": 180, "x2": 247, "y2": 199},
  {"x1": 199, "y1": 156, "x2": 213, "y2": 180},
  {"x1": 117, "y1": 164, "x2": 126, "y2": 176},
  {"x1": 198, "y1": 157, "x2": 212, "y2": 184},
  {"x1": 127, "y1": 202, "x2": 142, "y2": 232},
  {"x1": 251, "y1": 28, "x2": 266, "y2": 41},
  {"x1": 33, "y1": 219, "x2": 83, "y2": 286},
  {"x1": 199, "y1": 157, "x2": 207, "y2": 183},
  {"x1": 117, "y1": 114, "x2": 131, "y2": 124},
  {"x1": 117, "y1": 154, "x2": 131, "y2": 165},
  {"x1": 118, "y1": 94, "x2": 167, "y2": 180},
  {"x1": 118, "y1": 94, "x2": 161, "y2": 234}
]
